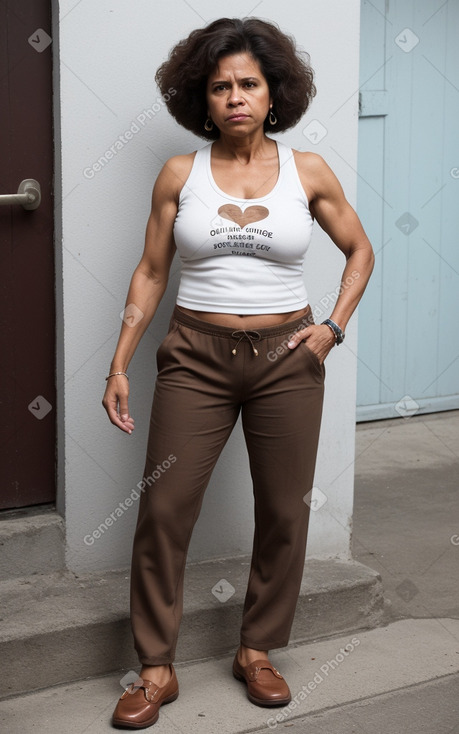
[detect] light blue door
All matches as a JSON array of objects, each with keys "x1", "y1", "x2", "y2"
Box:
[{"x1": 356, "y1": 0, "x2": 459, "y2": 420}]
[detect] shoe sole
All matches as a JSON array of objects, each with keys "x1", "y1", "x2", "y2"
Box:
[
  {"x1": 112, "y1": 689, "x2": 179, "y2": 729},
  {"x1": 232, "y1": 669, "x2": 292, "y2": 707}
]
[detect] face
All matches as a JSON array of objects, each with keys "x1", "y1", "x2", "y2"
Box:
[{"x1": 206, "y1": 52, "x2": 272, "y2": 136}]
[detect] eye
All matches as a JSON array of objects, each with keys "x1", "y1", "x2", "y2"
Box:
[{"x1": 244, "y1": 82, "x2": 256, "y2": 88}]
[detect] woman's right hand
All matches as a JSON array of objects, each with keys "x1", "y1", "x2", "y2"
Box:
[{"x1": 102, "y1": 375, "x2": 135, "y2": 434}]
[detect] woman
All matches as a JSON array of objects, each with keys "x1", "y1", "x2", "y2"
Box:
[{"x1": 104, "y1": 17, "x2": 374, "y2": 729}]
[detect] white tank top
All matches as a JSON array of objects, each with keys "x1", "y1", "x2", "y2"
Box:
[{"x1": 173, "y1": 140, "x2": 314, "y2": 314}]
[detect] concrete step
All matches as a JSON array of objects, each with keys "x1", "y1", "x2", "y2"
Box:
[
  {"x1": 0, "y1": 506, "x2": 65, "y2": 581},
  {"x1": 0, "y1": 555, "x2": 385, "y2": 699}
]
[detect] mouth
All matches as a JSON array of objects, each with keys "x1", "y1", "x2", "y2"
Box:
[{"x1": 226, "y1": 114, "x2": 249, "y2": 121}]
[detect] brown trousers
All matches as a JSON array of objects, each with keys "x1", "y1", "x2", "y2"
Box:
[{"x1": 129, "y1": 304, "x2": 325, "y2": 665}]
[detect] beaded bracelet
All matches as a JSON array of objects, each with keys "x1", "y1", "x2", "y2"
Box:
[
  {"x1": 105, "y1": 371, "x2": 129, "y2": 381},
  {"x1": 321, "y1": 318, "x2": 345, "y2": 345}
]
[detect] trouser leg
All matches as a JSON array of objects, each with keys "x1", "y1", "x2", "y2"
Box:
[
  {"x1": 239, "y1": 335, "x2": 325, "y2": 650},
  {"x1": 129, "y1": 320, "x2": 240, "y2": 665}
]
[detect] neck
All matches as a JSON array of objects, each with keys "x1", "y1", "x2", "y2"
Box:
[{"x1": 213, "y1": 131, "x2": 275, "y2": 163}]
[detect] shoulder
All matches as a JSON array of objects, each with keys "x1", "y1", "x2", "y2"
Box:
[
  {"x1": 291, "y1": 150, "x2": 333, "y2": 178},
  {"x1": 163, "y1": 151, "x2": 199, "y2": 178},
  {"x1": 291, "y1": 149, "x2": 344, "y2": 201},
  {"x1": 153, "y1": 150, "x2": 200, "y2": 201},
  {"x1": 157, "y1": 151, "x2": 197, "y2": 185}
]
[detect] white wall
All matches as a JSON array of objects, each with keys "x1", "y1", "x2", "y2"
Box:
[{"x1": 54, "y1": 0, "x2": 361, "y2": 573}]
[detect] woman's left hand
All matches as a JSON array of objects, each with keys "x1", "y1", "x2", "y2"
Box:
[{"x1": 287, "y1": 324, "x2": 336, "y2": 364}]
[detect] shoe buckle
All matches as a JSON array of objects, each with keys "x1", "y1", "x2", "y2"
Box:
[{"x1": 144, "y1": 685, "x2": 160, "y2": 702}]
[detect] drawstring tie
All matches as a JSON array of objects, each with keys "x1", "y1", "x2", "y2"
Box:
[{"x1": 231, "y1": 329, "x2": 261, "y2": 357}]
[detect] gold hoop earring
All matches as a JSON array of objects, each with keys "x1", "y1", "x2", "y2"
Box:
[
  {"x1": 269, "y1": 109, "x2": 277, "y2": 126},
  {"x1": 204, "y1": 118, "x2": 214, "y2": 132}
]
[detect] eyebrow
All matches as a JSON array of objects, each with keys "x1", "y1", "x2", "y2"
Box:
[{"x1": 210, "y1": 76, "x2": 260, "y2": 85}]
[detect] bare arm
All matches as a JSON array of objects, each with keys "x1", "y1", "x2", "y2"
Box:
[
  {"x1": 102, "y1": 155, "x2": 192, "y2": 432},
  {"x1": 288, "y1": 152, "x2": 375, "y2": 361}
]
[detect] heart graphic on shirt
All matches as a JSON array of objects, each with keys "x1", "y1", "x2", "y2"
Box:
[{"x1": 218, "y1": 204, "x2": 269, "y2": 229}]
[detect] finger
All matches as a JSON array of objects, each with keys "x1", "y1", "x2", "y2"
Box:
[
  {"x1": 103, "y1": 398, "x2": 135, "y2": 434},
  {"x1": 304, "y1": 325, "x2": 335, "y2": 350},
  {"x1": 118, "y1": 398, "x2": 131, "y2": 422},
  {"x1": 117, "y1": 400, "x2": 135, "y2": 430},
  {"x1": 287, "y1": 327, "x2": 311, "y2": 349},
  {"x1": 118, "y1": 395, "x2": 135, "y2": 432},
  {"x1": 110, "y1": 407, "x2": 134, "y2": 433},
  {"x1": 119, "y1": 415, "x2": 135, "y2": 432}
]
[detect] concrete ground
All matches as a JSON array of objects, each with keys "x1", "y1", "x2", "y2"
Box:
[
  {"x1": 0, "y1": 409, "x2": 458, "y2": 733},
  {"x1": 0, "y1": 618, "x2": 458, "y2": 733},
  {"x1": 353, "y1": 409, "x2": 459, "y2": 622}
]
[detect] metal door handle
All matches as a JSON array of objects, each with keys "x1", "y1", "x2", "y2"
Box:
[{"x1": 0, "y1": 179, "x2": 41, "y2": 210}]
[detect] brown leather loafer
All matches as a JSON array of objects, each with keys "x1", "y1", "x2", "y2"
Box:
[
  {"x1": 232, "y1": 655, "x2": 291, "y2": 707},
  {"x1": 112, "y1": 664, "x2": 178, "y2": 729}
]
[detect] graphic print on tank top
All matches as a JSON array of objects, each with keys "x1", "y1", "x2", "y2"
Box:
[{"x1": 212, "y1": 204, "x2": 272, "y2": 256}]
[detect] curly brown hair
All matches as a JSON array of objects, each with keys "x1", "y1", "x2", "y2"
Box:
[{"x1": 155, "y1": 17, "x2": 316, "y2": 140}]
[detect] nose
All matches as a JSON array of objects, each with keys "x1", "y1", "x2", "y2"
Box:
[{"x1": 227, "y1": 84, "x2": 244, "y2": 106}]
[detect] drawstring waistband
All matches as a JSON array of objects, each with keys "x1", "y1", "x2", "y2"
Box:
[
  {"x1": 230, "y1": 330, "x2": 261, "y2": 357},
  {"x1": 170, "y1": 305, "x2": 316, "y2": 360}
]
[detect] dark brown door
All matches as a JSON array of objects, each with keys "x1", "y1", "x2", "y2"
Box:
[{"x1": 0, "y1": 0, "x2": 55, "y2": 509}]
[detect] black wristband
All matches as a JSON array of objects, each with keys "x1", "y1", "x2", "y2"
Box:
[{"x1": 321, "y1": 318, "x2": 345, "y2": 345}]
